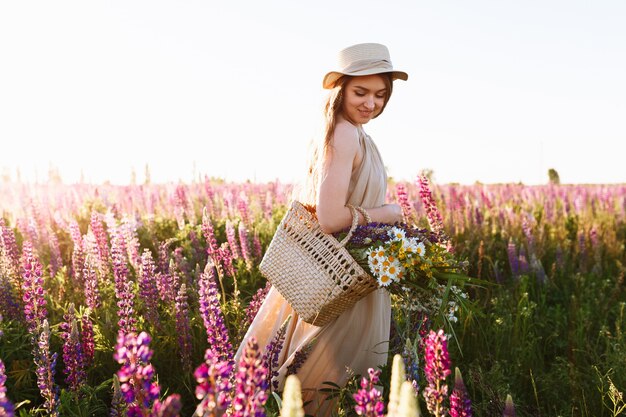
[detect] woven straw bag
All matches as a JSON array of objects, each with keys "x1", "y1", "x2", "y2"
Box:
[{"x1": 259, "y1": 200, "x2": 378, "y2": 326}]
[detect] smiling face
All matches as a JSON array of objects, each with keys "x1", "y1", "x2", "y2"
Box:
[{"x1": 342, "y1": 74, "x2": 389, "y2": 125}]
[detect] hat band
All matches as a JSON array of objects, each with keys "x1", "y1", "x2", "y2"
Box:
[{"x1": 340, "y1": 58, "x2": 394, "y2": 75}]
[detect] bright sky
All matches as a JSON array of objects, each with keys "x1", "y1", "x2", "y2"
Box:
[{"x1": 1, "y1": 1, "x2": 625, "y2": 186}]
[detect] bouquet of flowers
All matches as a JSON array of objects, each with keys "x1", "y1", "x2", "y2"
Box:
[{"x1": 334, "y1": 221, "x2": 472, "y2": 327}]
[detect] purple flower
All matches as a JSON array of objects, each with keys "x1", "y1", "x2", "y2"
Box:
[
  {"x1": 285, "y1": 339, "x2": 315, "y2": 378},
  {"x1": 81, "y1": 313, "x2": 95, "y2": 368},
  {"x1": 502, "y1": 394, "x2": 516, "y2": 417},
  {"x1": 59, "y1": 304, "x2": 87, "y2": 392},
  {"x1": 226, "y1": 220, "x2": 241, "y2": 259},
  {"x1": 90, "y1": 211, "x2": 111, "y2": 278},
  {"x1": 395, "y1": 182, "x2": 415, "y2": 224},
  {"x1": 139, "y1": 249, "x2": 161, "y2": 329},
  {"x1": 0, "y1": 275, "x2": 21, "y2": 323},
  {"x1": 232, "y1": 337, "x2": 268, "y2": 417},
  {"x1": 69, "y1": 219, "x2": 85, "y2": 286},
  {"x1": 450, "y1": 367, "x2": 472, "y2": 417},
  {"x1": 0, "y1": 218, "x2": 20, "y2": 276},
  {"x1": 353, "y1": 368, "x2": 384, "y2": 417},
  {"x1": 423, "y1": 329, "x2": 451, "y2": 417},
  {"x1": 33, "y1": 320, "x2": 60, "y2": 417},
  {"x1": 506, "y1": 239, "x2": 519, "y2": 278},
  {"x1": 0, "y1": 357, "x2": 15, "y2": 417},
  {"x1": 252, "y1": 232, "x2": 262, "y2": 261},
  {"x1": 47, "y1": 231, "x2": 63, "y2": 279},
  {"x1": 198, "y1": 264, "x2": 234, "y2": 364},
  {"x1": 202, "y1": 208, "x2": 225, "y2": 278},
  {"x1": 417, "y1": 175, "x2": 451, "y2": 248},
  {"x1": 174, "y1": 284, "x2": 193, "y2": 370},
  {"x1": 153, "y1": 394, "x2": 182, "y2": 417},
  {"x1": 262, "y1": 315, "x2": 291, "y2": 391},
  {"x1": 111, "y1": 229, "x2": 136, "y2": 335},
  {"x1": 194, "y1": 348, "x2": 233, "y2": 415},
  {"x1": 238, "y1": 222, "x2": 254, "y2": 271},
  {"x1": 113, "y1": 331, "x2": 161, "y2": 416},
  {"x1": 237, "y1": 194, "x2": 251, "y2": 228},
  {"x1": 244, "y1": 282, "x2": 271, "y2": 327},
  {"x1": 21, "y1": 241, "x2": 47, "y2": 333}
]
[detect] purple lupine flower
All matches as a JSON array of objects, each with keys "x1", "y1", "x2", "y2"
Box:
[
  {"x1": 111, "y1": 229, "x2": 136, "y2": 335},
  {"x1": 0, "y1": 276, "x2": 21, "y2": 322},
  {"x1": 138, "y1": 249, "x2": 161, "y2": 329},
  {"x1": 395, "y1": 182, "x2": 415, "y2": 224},
  {"x1": 153, "y1": 394, "x2": 182, "y2": 417},
  {"x1": 81, "y1": 313, "x2": 95, "y2": 368},
  {"x1": 285, "y1": 339, "x2": 315, "y2": 377},
  {"x1": 353, "y1": 368, "x2": 385, "y2": 417},
  {"x1": 59, "y1": 304, "x2": 87, "y2": 392},
  {"x1": 237, "y1": 193, "x2": 251, "y2": 227},
  {"x1": 506, "y1": 239, "x2": 519, "y2": 278},
  {"x1": 244, "y1": 282, "x2": 271, "y2": 327},
  {"x1": 83, "y1": 254, "x2": 101, "y2": 311},
  {"x1": 202, "y1": 207, "x2": 226, "y2": 280},
  {"x1": 194, "y1": 347, "x2": 233, "y2": 416},
  {"x1": 121, "y1": 216, "x2": 141, "y2": 271},
  {"x1": 238, "y1": 221, "x2": 253, "y2": 271},
  {"x1": 423, "y1": 329, "x2": 451, "y2": 417},
  {"x1": 450, "y1": 367, "x2": 472, "y2": 417},
  {"x1": 198, "y1": 264, "x2": 233, "y2": 364},
  {"x1": 219, "y1": 244, "x2": 236, "y2": 278},
  {"x1": 34, "y1": 320, "x2": 60, "y2": 417},
  {"x1": 417, "y1": 174, "x2": 450, "y2": 245},
  {"x1": 232, "y1": 337, "x2": 269, "y2": 417},
  {"x1": 21, "y1": 241, "x2": 47, "y2": 332},
  {"x1": 0, "y1": 218, "x2": 20, "y2": 276},
  {"x1": 263, "y1": 315, "x2": 291, "y2": 391},
  {"x1": 90, "y1": 211, "x2": 111, "y2": 278},
  {"x1": 0, "y1": 357, "x2": 15, "y2": 417},
  {"x1": 110, "y1": 375, "x2": 125, "y2": 417},
  {"x1": 113, "y1": 331, "x2": 161, "y2": 416},
  {"x1": 47, "y1": 231, "x2": 63, "y2": 279},
  {"x1": 174, "y1": 284, "x2": 193, "y2": 370},
  {"x1": 226, "y1": 219, "x2": 241, "y2": 259},
  {"x1": 502, "y1": 394, "x2": 516, "y2": 417},
  {"x1": 69, "y1": 219, "x2": 85, "y2": 286},
  {"x1": 252, "y1": 231, "x2": 262, "y2": 261},
  {"x1": 517, "y1": 246, "x2": 530, "y2": 275}
]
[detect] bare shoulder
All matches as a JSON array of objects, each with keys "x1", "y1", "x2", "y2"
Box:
[{"x1": 330, "y1": 120, "x2": 360, "y2": 153}]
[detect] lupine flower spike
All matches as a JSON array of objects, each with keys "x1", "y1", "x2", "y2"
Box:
[
  {"x1": 34, "y1": 320, "x2": 60, "y2": 417},
  {"x1": 280, "y1": 375, "x2": 304, "y2": 417},
  {"x1": 231, "y1": 337, "x2": 268, "y2": 417},
  {"x1": 194, "y1": 347, "x2": 233, "y2": 417},
  {"x1": 423, "y1": 329, "x2": 451, "y2": 417},
  {"x1": 388, "y1": 354, "x2": 406, "y2": 417},
  {"x1": 450, "y1": 367, "x2": 472, "y2": 417},
  {"x1": 502, "y1": 394, "x2": 516, "y2": 417},
  {"x1": 0, "y1": 355, "x2": 15, "y2": 417},
  {"x1": 353, "y1": 368, "x2": 384, "y2": 417}
]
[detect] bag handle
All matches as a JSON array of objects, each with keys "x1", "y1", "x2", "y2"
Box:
[
  {"x1": 352, "y1": 205, "x2": 371, "y2": 224},
  {"x1": 336, "y1": 204, "x2": 360, "y2": 248}
]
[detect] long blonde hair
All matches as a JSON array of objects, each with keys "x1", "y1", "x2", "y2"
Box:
[{"x1": 296, "y1": 73, "x2": 394, "y2": 204}]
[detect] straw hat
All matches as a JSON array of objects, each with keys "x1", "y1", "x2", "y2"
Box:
[{"x1": 322, "y1": 43, "x2": 408, "y2": 89}]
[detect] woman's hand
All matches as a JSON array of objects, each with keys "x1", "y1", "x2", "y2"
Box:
[{"x1": 382, "y1": 203, "x2": 404, "y2": 224}]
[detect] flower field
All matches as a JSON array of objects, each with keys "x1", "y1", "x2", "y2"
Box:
[{"x1": 1, "y1": 177, "x2": 625, "y2": 416}]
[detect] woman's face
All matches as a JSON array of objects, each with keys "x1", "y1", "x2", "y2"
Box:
[{"x1": 342, "y1": 74, "x2": 388, "y2": 125}]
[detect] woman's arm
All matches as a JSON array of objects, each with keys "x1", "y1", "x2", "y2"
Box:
[{"x1": 316, "y1": 122, "x2": 403, "y2": 233}]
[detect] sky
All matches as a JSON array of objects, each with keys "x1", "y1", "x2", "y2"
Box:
[{"x1": 1, "y1": 1, "x2": 625, "y2": 186}]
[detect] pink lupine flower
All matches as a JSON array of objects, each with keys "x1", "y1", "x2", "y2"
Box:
[
  {"x1": 244, "y1": 282, "x2": 271, "y2": 327},
  {"x1": 69, "y1": 219, "x2": 85, "y2": 285},
  {"x1": 113, "y1": 331, "x2": 161, "y2": 416},
  {"x1": 194, "y1": 347, "x2": 233, "y2": 416},
  {"x1": 81, "y1": 313, "x2": 95, "y2": 368},
  {"x1": 90, "y1": 211, "x2": 111, "y2": 277},
  {"x1": 423, "y1": 329, "x2": 451, "y2": 417},
  {"x1": 450, "y1": 367, "x2": 472, "y2": 417},
  {"x1": 21, "y1": 241, "x2": 47, "y2": 332},
  {"x1": 225, "y1": 220, "x2": 241, "y2": 259},
  {"x1": 34, "y1": 320, "x2": 60, "y2": 417},
  {"x1": 175, "y1": 284, "x2": 193, "y2": 370},
  {"x1": 417, "y1": 174, "x2": 451, "y2": 248},
  {"x1": 138, "y1": 249, "x2": 161, "y2": 329},
  {"x1": 83, "y1": 254, "x2": 101, "y2": 311},
  {"x1": 111, "y1": 229, "x2": 136, "y2": 335},
  {"x1": 252, "y1": 231, "x2": 262, "y2": 261},
  {"x1": 237, "y1": 192, "x2": 251, "y2": 227},
  {"x1": 59, "y1": 304, "x2": 87, "y2": 392},
  {"x1": 238, "y1": 222, "x2": 253, "y2": 271},
  {"x1": 353, "y1": 368, "x2": 385, "y2": 417},
  {"x1": 232, "y1": 337, "x2": 268, "y2": 417},
  {"x1": 47, "y1": 231, "x2": 62, "y2": 278},
  {"x1": 395, "y1": 182, "x2": 415, "y2": 224}
]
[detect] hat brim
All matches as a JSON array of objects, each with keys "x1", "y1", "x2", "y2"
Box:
[{"x1": 323, "y1": 69, "x2": 408, "y2": 89}]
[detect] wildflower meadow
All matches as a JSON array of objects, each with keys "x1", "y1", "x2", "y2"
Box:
[{"x1": 1, "y1": 175, "x2": 625, "y2": 416}]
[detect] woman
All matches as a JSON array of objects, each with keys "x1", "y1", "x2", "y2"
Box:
[{"x1": 235, "y1": 42, "x2": 408, "y2": 415}]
